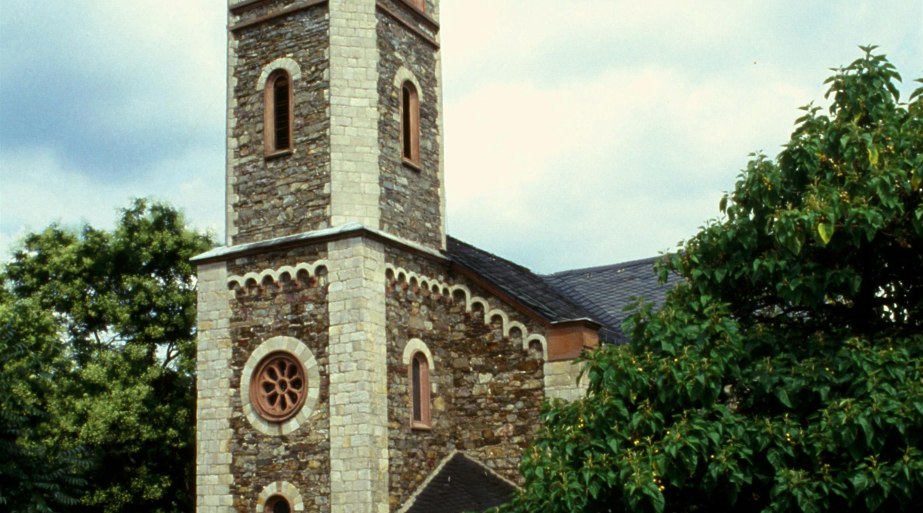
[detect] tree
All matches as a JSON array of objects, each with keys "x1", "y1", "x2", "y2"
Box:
[
  {"x1": 499, "y1": 47, "x2": 923, "y2": 512},
  {"x1": 1, "y1": 199, "x2": 213, "y2": 513},
  {"x1": 0, "y1": 295, "x2": 87, "y2": 513}
]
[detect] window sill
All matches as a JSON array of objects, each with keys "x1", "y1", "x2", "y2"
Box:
[
  {"x1": 411, "y1": 421, "x2": 432, "y2": 431},
  {"x1": 402, "y1": 157, "x2": 422, "y2": 172},
  {"x1": 264, "y1": 148, "x2": 293, "y2": 160}
]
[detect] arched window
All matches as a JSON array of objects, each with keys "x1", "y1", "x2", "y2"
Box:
[
  {"x1": 400, "y1": 80, "x2": 420, "y2": 167},
  {"x1": 264, "y1": 69, "x2": 293, "y2": 156},
  {"x1": 409, "y1": 351, "x2": 431, "y2": 428},
  {"x1": 264, "y1": 495, "x2": 291, "y2": 513}
]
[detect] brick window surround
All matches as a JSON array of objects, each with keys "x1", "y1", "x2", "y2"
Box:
[
  {"x1": 400, "y1": 80, "x2": 421, "y2": 169},
  {"x1": 264, "y1": 69, "x2": 293, "y2": 157}
]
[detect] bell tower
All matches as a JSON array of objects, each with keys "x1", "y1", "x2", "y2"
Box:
[
  {"x1": 197, "y1": 2, "x2": 445, "y2": 513},
  {"x1": 224, "y1": 0, "x2": 445, "y2": 251}
]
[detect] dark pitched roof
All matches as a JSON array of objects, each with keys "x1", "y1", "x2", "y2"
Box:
[
  {"x1": 446, "y1": 236, "x2": 594, "y2": 324},
  {"x1": 544, "y1": 257, "x2": 681, "y2": 343},
  {"x1": 444, "y1": 236, "x2": 680, "y2": 343},
  {"x1": 404, "y1": 453, "x2": 517, "y2": 513}
]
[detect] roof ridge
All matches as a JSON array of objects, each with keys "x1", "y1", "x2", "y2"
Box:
[
  {"x1": 546, "y1": 254, "x2": 666, "y2": 277},
  {"x1": 445, "y1": 235, "x2": 537, "y2": 275}
]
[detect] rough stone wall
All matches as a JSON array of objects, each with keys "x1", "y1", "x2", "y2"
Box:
[
  {"x1": 226, "y1": 245, "x2": 331, "y2": 513},
  {"x1": 383, "y1": 249, "x2": 546, "y2": 509},
  {"x1": 376, "y1": 2, "x2": 443, "y2": 249},
  {"x1": 197, "y1": 262, "x2": 235, "y2": 513},
  {"x1": 228, "y1": 2, "x2": 331, "y2": 245},
  {"x1": 326, "y1": 237, "x2": 390, "y2": 513}
]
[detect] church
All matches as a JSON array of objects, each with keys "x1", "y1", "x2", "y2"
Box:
[{"x1": 193, "y1": 1, "x2": 672, "y2": 512}]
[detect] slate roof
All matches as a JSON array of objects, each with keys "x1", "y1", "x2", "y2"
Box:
[
  {"x1": 544, "y1": 258, "x2": 681, "y2": 343},
  {"x1": 404, "y1": 453, "x2": 517, "y2": 513},
  {"x1": 445, "y1": 237, "x2": 680, "y2": 343},
  {"x1": 446, "y1": 237, "x2": 593, "y2": 324}
]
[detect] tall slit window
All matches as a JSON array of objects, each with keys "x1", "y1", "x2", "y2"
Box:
[
  {"x1": 409, "y1": 351, "x2": 431, "y2": 429},
  {"x1": 401, "y1": 81, "x2": 420, "y2": 167},
  {"x1": 264, "y1": 70, "x2": 293, "y2": 156}
]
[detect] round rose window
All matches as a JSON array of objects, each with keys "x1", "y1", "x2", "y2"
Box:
[{"x1": 249, "y1": 352, "x2": 307, "y2": 422}]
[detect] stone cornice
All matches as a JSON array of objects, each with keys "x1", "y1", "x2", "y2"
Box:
[{"x1": 192, "y1": 223, "x2": 447, "y2": 264}]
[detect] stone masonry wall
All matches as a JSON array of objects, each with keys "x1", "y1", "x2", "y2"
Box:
[
  {"x1": 197, "y1": 262, "x2": 234, "y2": 513},
  {"x1": 228, "y1": 2, "x2": 330, "y2": 245},
  {"x1": 544, "y1": 360, "x2": 589, "y2": 402},
  {"x1": 376, "y1": 2, "x2": 443, "y2": 249},
  {"x1": 383, "y1": 248, "x2": 546, "y2": 509},
  {"x1": 226, "y1": 243, "x2": 331, "y2": 513}
]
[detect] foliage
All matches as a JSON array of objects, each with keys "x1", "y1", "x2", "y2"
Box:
[
  {"x1": 0, "y1": 296, "x2": 87, "y2": 513},
  {"x1": 1, "y1": 199, "x2": 213, "y2": 513},
  {"x1": 499, "y1": 48, "x2": 923, "y2": 512}
]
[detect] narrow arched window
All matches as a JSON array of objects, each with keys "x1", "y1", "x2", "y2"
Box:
[
  {"x1": 409, "y1": 351, "x2": 431, "y2": 428},
  {"x1": 264, "y1": 70, "x2": 293, "y2": 156},
  {"x1": 400, "y1": 81, "x2": 420, "y2": 167}
]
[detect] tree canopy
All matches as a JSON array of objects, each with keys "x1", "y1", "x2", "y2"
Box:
[
  {"x1": 0, "y1": 200, "x2": 213, "y2": 513},
  {"x1": 499, "y1": 47, "x2": 923, "y2": 512}
]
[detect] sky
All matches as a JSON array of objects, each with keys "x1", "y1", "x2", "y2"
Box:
[{"x1": 1, "y1": 0, "x2": 920, "y2": 274}]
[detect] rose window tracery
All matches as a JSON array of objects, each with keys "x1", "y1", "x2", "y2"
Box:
[{"x1": 249, "y1": 352, "x2": 307, "y2": 422}]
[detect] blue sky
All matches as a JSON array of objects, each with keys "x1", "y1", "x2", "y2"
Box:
[{"x1": 1, "y1": 0, "x2": 920, "y2": 273}]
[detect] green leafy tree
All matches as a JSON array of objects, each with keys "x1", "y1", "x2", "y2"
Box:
[
  {"x1": 500, "y1": 48, "x2": 923, "y2": 512},
  {"x1": 0, "y1": 295, "x2": 87, "y2": 513},
  {"x1": 1, "y1": 200, "x2": 213, "y2": 513}
]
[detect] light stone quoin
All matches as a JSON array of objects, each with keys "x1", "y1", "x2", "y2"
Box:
[
  {"x1": 329, "y1": 0, "x2": 382, "y2": 228},
  {"x1": 327, "y1": 236, "x2": 389, "y2": 513},
  {"x1": 195, "y1": 262, "x2": 233, "y2": 513}
]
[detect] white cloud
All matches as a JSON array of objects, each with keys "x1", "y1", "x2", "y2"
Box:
[
  {"x1": 444, "y1": 58, "x2": 818, "y2": 270},
  {"x1": 0, "y1": 145, "x2": 225, "y2": 260},
  {"x1": 1, "y1": 0, "x2": 920, "y2": 272}
]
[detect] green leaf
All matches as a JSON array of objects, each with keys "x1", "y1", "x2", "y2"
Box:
[
  {"x1": 817, "y1": 222, "x2": 835, "y2": 245},
  {"x1": 867, "y1": 146, "x2": 879, "y2": 167},
  {"x1": 776, "y1": 388, "x2": 794, "y2": 408}
]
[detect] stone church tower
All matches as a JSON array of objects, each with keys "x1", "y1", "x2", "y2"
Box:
[{"x1": 194, "y1": 1, "x2": 617, "y2": 512}]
